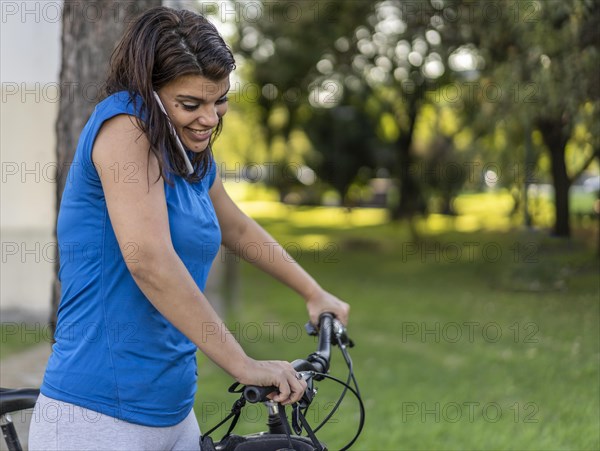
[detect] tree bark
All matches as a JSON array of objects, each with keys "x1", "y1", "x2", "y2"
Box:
[
  {"x1": 537, "y1": 118, "x2": 572, "y2": 237},
  {"x1": 549, "y1": 145, "x2": 570, "y2": 237},
  {"x1": 390, "y1": 92, "x2": 426, "y2": 221},
  {"x1": 51, "y1": 0, "x2": 160, "y2": 334}
]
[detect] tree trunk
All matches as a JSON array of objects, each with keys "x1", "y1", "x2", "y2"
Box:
[
  {"x1": 390, "y1": 94, "x2": 425, "y2": 221},
  {"x1": 548, "y1": 143, "x2": 571, "y2": 237},
  {"x1": 51, "y1": 0, "x2": 160, "y2": 334},
  {"x1": 392, "y1": 135, "x2": 421, "y2": 220},
  {"x1": 537, "y1": 118, "x2": 572, "y2": 237}
]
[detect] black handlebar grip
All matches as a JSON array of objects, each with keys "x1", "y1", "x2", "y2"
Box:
[
  {"x1": 243, "y1": 385, "x2": 278, "y2": 403},
  {"x1": 243, "y1": 313, "x2": 337, "y2": 404}
]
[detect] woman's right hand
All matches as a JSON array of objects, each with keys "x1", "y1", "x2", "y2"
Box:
[{"x1": 234, "y1": 358, "x2": 307, "y2": 405}]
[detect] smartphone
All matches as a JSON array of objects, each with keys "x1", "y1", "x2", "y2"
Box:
[{"x1": 152, "y1": 91, "x2": 194, "y2": 175}]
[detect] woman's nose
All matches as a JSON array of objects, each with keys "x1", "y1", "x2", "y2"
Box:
[{"x1": 196, "y1": 105, "x2": 219, "y2": 128}]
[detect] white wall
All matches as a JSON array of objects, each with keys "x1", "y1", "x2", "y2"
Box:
[{"x1": 1, "y1": 0, "x2": 61, "y2": 316}]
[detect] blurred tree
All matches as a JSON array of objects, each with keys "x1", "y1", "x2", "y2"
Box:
[
  {"x1": 463, "y1": 0, "x2": 600, "y2": 236},
  {"x1": 233, "y1": 0, "x2": 598, "y2": 236},
  {"x1": 52, "y1": 0, "x2": 160, "y2": 334},
  {"x1": 347, "y1": 0, "x2": 468, "y2": 219},
  {"x1": 231, "y1": 0, "x2": 376, "y2": 202},
  {"x1": 302, "y1": 97, "x2": 380, "y2": 205},
  {"x1": 232, "y1": 0, "x2": 477, "y2": 218}
]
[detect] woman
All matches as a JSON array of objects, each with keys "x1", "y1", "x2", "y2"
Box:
[{"x1": 29, "y1": 6, "x2": 349, "y2": 451}]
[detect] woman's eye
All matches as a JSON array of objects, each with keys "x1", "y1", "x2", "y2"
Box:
[
  {"x1": 182, "y1": 104, "x2": 199, "y2": 111},
  {"x1": 216, "y1": 96, "x2": 229, "y2": 105}
]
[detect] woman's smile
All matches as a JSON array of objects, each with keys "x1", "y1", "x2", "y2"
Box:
[{"x1": 184, "y1": 126, "x2": 212, "y2": 142}]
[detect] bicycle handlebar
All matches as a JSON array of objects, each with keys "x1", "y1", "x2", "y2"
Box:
[
  {"x1": 243, "y1": 313, "x2": 342, "y2": 404},
  {"x1": 205, "y1": 312, "x2": 363, "y2": 451}
]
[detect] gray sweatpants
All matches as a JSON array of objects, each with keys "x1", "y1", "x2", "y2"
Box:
[{"x1": 28, "y1": 393, "x2": 201, "y2": 451}]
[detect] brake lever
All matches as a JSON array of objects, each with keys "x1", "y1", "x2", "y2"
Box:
[
  {"x1": 333, "y1": 319, "x2": 355, "y2": 348},
  {"x1": 299, "y1": 377, "x2": 316, "y2": 408},
  {"x1": 304, "y1": 321, "x2": 318, "y2": 336},
  {"x1": 304, "y1": 319, "x2": 354, "y2": 348},
  {"x1": 291, "y1": 404, "x2": 303, "y2": 435},
  {"x1": 293, "y1": 376, "x2": 316, "y2": 434}
]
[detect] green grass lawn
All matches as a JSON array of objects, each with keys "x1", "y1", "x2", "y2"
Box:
[
  {"x1": 0, "y1": 323, "x2": 50, "y2": 359},
  {"x1": 1, "y1": 190, "x2": 597, "y2": 450},
  {"x1": 195, "y1": 193, "x2": 599, "y2": 450}
]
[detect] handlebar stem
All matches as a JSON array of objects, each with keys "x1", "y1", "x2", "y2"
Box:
[
  {"x1": 306, "y1": 353, "x2": 329, "y2": 379},
  {"x1": 243, "y1": 312, "x2": 337, "y2": 403}
]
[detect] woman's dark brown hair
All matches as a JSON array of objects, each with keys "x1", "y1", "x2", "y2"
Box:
[{"x1": 105, "y1": 6, "x2": 235, "y2": 182}]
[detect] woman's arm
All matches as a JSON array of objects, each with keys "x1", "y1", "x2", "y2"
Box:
[
  {"x1": 209, "y1": 173, "x2": 350, "y2": 326},
  {"x1": 92, "y1": 115, "x2": 305, "y2": 404}
]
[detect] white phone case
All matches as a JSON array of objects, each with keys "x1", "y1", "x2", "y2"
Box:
[{"x1": 152, "y1": 91, "x2": 194, "y2": 175}]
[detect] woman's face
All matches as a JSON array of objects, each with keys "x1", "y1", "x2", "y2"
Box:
[{"x1": 156, "y1": 74, "x2": 230, "y2": 153}]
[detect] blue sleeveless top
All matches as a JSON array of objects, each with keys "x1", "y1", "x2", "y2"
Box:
[{"x1": 41, "y1": 91, "x2": 221, "y2": 427}]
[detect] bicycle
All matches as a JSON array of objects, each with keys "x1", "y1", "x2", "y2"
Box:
[
  {"x1": 0, "y1": 387, "x2": 39, "y2": 451},
  {"x1": 201, "y1": 312, "x2": 364, "y2": 450},
  {"x1": 0, "y1": 313, "x2": 364, "y2": 451}
]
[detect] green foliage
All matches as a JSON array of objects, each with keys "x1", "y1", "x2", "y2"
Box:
[
  {"x1": 226, "y1": 0, "x2": 598, "y2": 232},
  {"x1": 230, "y1": 0, "x2": 377, "y2": 198},
  {"x1": 303, "y1": 104, "x2": 380, "y2": 202},
  {"x1": 462, "y1": 0, "x2": 599, "y2": 234}
]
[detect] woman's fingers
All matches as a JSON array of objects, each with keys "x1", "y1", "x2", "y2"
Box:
[
  {"x1": 306, "y1": 289, "x2": 350, "y2": 326},
  {"x1": 273, "y1": 370, "x2": 307, "y2": 404},
  {"x1": 246, "y1": 361, "x2": 307, "y2": 405},
  {"x1": 289, "y1": 372, "x2": 307, "y2": 403}
]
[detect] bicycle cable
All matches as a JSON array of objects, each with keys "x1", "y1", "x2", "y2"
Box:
[
  {"x1": 309, "y1": 371, "x2": 365, "y2": 451},
  {"x1": 312, "y1": 334, "x2": 355, "y2": 433},
  {"x1": 305, "y1": 334, "x2": 364, "y2": 451},
  {"x1": 289, "y1": 328, "x2": 364, "y2": 450}
]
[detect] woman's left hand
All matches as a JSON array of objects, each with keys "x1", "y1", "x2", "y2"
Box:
[{"x1": 305, "y1": 288, "x2": 350, "y2": 327}]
